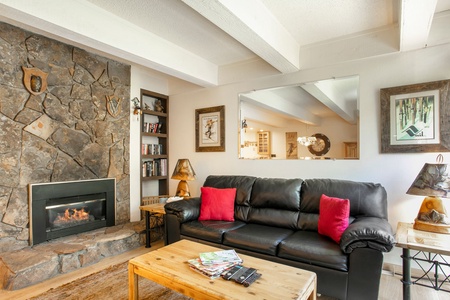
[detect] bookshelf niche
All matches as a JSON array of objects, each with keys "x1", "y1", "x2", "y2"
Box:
[{"x1": 140, "y1": 89, "x2": 169, "y2": 205}]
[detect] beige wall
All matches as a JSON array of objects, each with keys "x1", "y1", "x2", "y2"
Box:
[{"x1": 162, "y1": 43, "x2": 450, "y2": 265}]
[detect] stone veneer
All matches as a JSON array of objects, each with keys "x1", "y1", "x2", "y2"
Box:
[
  {"x1": 0, "y1": 21, "x2": 131, "y2": 252},
  {"x1": 0, "y1": 222, "x2": 146, "y2": 290}
]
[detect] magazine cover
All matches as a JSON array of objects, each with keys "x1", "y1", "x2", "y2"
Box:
[{"x1": 198, "y1": 249, "x2": 243, "y2": 265}]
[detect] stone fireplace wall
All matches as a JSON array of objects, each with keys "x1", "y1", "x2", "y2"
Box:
[{"x1": 0, "y1": 22, "x2": 131, "y2": 252}]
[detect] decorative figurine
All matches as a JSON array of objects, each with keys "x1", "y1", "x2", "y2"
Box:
[
  {"x1": 154, "y1": 99, "x2": 164, "y2": 112},
  {"x1": 22, "y1": 66, "x2": 48, "y2": 95},
  {"x1": 106, "y1": 95, "x2": 122, "y2": 118}
]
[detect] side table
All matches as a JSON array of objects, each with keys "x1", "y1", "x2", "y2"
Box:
[
  {"x1": 396, "y1": 222, "x2": 450, "y2": 300},
  {"x1": 139, "y1": 203, "x2": 166, "y2": 248}
]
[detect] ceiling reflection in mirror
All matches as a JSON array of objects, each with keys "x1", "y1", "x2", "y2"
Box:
[{"x1": 239, "y1": 76, "x2": 359, "y2": 160}]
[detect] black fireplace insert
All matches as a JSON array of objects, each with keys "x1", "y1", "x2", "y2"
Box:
[{"x1": 29, "y1": 178, "x2": 116, "y2": 245}]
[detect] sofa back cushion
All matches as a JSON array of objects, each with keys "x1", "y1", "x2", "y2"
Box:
[
  {"x1": 248, "y1": 178, "x2": 302, "y2": 229},
  {"x1": 299, "y1": 179, "x2": 387, "y2": 230},
  {"x1": 203, "y1": 175, "x2": 256, "y2": 221}
]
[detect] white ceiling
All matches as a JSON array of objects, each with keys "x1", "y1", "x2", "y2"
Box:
[
  {"x1": 0, "y1": 0, "x2": 449, "y2": 125},
  {"x1": 88, "y1": 0, "x2": 450, "y2": 80},
  {"x1": 1, "y1": 0, "x2": 449, "y2": 87}
]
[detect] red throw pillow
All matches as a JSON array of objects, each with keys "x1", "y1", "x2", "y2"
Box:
[
  {"x1": 198, "y1": 187, "x2": 237, "y2": 221},
  {"x1": 318, "y1": 194, "x2": 350, "y2": 243}
]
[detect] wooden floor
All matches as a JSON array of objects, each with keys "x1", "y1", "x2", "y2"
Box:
[
  {"x1": 378, "y1": 270, "x2": 450, "y2": 300},
  {"x1": 1, "y1": 240, "x2": 450, "y2": 300}
]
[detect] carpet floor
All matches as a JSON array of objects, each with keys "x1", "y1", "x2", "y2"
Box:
[
  {"x1": 29, "y1": 261, "x2": 190, "y2": 300},
  {"x1": 28, "y1": 260, "x2": 339, "y2": 300}
]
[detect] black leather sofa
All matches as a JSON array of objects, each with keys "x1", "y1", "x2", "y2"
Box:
[{"x1": 164, "y1": 175, "x2": 395, "y2": 300}]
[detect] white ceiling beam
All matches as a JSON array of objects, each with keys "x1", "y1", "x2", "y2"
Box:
[
  {"x1": 0, "y1": 0, "x2": 218, "y2": 87},
  {"x1": 241, "y1": 102, "x2": 293, "y2": 128},
  {"x1": 240, "y1": 93, "x2": 321, "y2": 126},
  {"x1": 182, "y1": 0, "x2": 300, "y2": 73},
  {"x1": 399, "y1": 0, "x2": 438, "y2": 51},
  {"x1": 300, "y1": 82, "x2": 357, "y2": 125}
]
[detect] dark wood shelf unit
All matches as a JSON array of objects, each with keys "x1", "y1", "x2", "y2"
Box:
[{"x1": 140, "y1": 89, "x2": 169, "y2": 204}]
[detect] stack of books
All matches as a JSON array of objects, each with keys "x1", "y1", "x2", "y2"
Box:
[{"x1": 188, "y1": 249, "x2": 243, "y2": 279}]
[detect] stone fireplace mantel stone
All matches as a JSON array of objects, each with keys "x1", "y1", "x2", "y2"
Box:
[{"x1": 0, "y1": 222, "x2": 146, "y2": 290}]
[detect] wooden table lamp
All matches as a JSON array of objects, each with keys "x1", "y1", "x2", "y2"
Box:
[
  {"x1": 171, "y1": 159, "x2": 196, "y2": 197},
  {"x1": 407, "y1": 154, "x2": 450, "y2": 234}
]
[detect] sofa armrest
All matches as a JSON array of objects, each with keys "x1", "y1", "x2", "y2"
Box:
[
  {"x1": 340, "y1": 217, "x2": 395, "y2": 254},
  {"x1": 164, "y1": 197, "x2": 201, "y2": 223}
]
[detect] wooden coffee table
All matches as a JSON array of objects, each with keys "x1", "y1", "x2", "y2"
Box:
[{"x1": 128, "y1": 239, "x2": 316, "y2": 300}]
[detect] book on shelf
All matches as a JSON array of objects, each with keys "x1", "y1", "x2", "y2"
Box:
[
  {"x1": 199, "y1": 249, "x2": 243, "y2": 265},
  {"x1": 142, "y1": 158, "x2": 167, "y2": 177},
  {"x1": 143, "y1": 122, "x2": 163, "y2": 134},
  {"x1": 141, "y1": 143, "x2": 163, "y2": 155}
]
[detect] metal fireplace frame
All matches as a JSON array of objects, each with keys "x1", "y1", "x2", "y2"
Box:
[{"x1": 29, "y1": 178, "x2": 116, "y2": 245}]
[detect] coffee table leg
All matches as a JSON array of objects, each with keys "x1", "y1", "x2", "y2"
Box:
[
  {"x1": 402, "y1": 248, "x2": 411, "y2": 300},
  {"x1": 310, "y1": 277, "x2": 317, "y2": 300},
  {"x1": 128, "y1": 263, "x2": 139, "y2": 300}
]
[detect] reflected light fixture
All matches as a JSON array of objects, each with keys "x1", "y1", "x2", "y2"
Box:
[
  {"x1": 171, "y1": 159, "x2": 196, "y2": 197},
  {"x1": 407, "y1": 154, "x2": 450, "y2": 234},
  {"x1": 297, "y1": 136, "x2": 317, "y2": 147}
]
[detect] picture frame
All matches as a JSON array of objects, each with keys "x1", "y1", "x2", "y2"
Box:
[
  {"x1": 285, "y1": 132, "x2": 298, "y2": 159},
  {"x1": 380, "y1": 79, "x2": 450, "y2": 153},
  {"x1": 195, "y1": 105, "x2": 225, "y2": 152}
]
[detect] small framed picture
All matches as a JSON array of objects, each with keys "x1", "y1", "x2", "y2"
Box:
[
  {"x1": 286, "y1": 132, "x2": 298, "y2": 159},
  {"x1": 380, "y1": 80, "x2": 450, "y2": 153},
  {"x1": 195, "y1": 105, "x2": 225, "y2": 152}
]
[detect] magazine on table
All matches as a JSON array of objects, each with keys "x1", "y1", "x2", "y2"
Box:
[
  {"x1": 198, "y1": 249, "x2": 243, "y2": 265},
  {"x1": 187, "y1": 258, "x2": 240, "y2": 279}
]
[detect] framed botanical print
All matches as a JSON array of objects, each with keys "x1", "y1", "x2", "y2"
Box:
[
  {"x1": 195, "y1": 105, "x2": 225, "y2": 152},
  {"x1": 380, "y1": 80, "x2": 450, "y2": 153}
]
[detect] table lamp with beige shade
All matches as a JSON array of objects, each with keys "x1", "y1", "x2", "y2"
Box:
[
  {"x1": 407, "y1": 154, "x2": 450, "y2": 234},
  {"x1": 171, "y1": 159, "x2": 196, "y2": 197}
]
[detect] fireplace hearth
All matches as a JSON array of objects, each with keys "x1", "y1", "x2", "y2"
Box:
[{"x1": 29, "y1": 179, "x2": 116, "y2": 245}]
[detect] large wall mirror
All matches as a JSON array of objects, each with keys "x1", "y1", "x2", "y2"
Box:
[{"x1": 239, "y1": 75, "x2": 359, "y2": 160}]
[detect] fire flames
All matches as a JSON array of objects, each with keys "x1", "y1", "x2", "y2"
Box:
[{"x1": 54, "y1": 208, "x2": 90, "y2": 226}]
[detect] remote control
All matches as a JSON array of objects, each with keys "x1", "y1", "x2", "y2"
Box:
[
  {"x1": 229, "y1": 266, "x2": 247, "y2": 281},
  {"x1": 243, "y1": 272, "x2": 261, "y2": 287},
  {"x1": 234, "y1": 267, "x2": 257, "y2": 284},
  {"x1": 222, "y1": 265, "x2": 243, "y2": 280}
]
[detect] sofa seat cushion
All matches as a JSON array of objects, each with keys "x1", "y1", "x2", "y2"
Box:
[
  {"x1": 181, "y1": 220, "x2": 246, "y2": 243},
  {"x1": 278, "y1": 231, "x2": 348, "y2": 272},
  {"x1": 223, "y1": 224, "x2": 294, "y2": 256}
]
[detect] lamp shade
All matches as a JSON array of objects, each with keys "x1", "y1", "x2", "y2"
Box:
[
  {"x1": 406, "y1": 163, "x2": 450, "y2": 198},
  {"x1": 171, "y1": 159, "x2": 196, "y2": 181}
]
